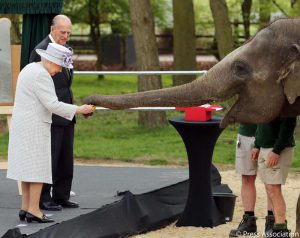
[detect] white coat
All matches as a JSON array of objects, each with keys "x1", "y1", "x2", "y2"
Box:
[{"x1": 7, "y1": 62, "x2": 77, "y2": 184}]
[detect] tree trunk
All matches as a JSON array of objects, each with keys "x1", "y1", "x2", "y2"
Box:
[
  {"x1": 209, "y1": 0, "x2": 234, "y2": 59},
  {"x1": 172, "y1": 0, "x2": 197, "y2": 86},
  {"x1": 88, "y1": 0, "x2": 103, "y2": 79},
  {"x1": 259, "y1": 0, "x2": 271, "y2": 29},
  {"x1": 128, "y1": 0, "x2": 167, "y2": 128},
  {"x1": 241, "y1": 0, "x2": 252, "y2": 40}
]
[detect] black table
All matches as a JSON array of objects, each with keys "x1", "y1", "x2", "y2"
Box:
[{"x1": 169, "y1": 116, "x2": 225, "y2": 227}]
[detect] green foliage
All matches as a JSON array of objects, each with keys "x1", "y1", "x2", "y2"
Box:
[
  {"x1": 1, "y1": 74, "x2": 300, "y2": 169},
  {"x1": 63, "y1": 0, "x2": 171, "y2": 36},
  {"x1": 63, "y1": 0, "x2": 89, "y2": 24},
  {"x1": 193, "y1": 0, "x2": 299, "y2": 41},
  {"x1": 73, "y1": 110, "x2": 185, "y2": 165},
  {"x1": 63, "y1": 0, "x2": 300, "y2": 58},
  {"x1": 151, "y1": 0, "x2": 172, "y2": 28},
  {"x1": 193, "y1": 0, "x2": 214, "y2": 35},
  {"x1": 72, "y1": 74, "x2": 174, "y2": 101},
  {"x1": 0, "y1": 132, "x2": 8, "y2": 157},
  {"x1": 102, "y1": 0, "x2": 131, "y2": 35},
  {"x1": 64, "y1": 107, "x2": 241, "y2": 166},
  {"x1": 0, "y1": 74, "x2": 236, "y2": 166}
]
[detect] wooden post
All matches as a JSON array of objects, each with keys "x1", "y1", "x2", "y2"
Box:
[
  {"x1": 12, "y1": 45, "x2": 21, "y2": 195},
  {"x1": 11, "y1": 45, "x2": 20, "y2": 99},
  {"x1": 0, "y1": 45, "x2": 21, "y2": 195},
  {"x1": 0, "y1": 106, "x2": 22, "y2": 195},
  {"x1": 0, "y1": 106, "x2": 13, "y2": 123}
]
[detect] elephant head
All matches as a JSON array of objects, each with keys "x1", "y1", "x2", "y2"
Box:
[{"x1": 83, "y1": 18, "x2": 300, "y2": 127}]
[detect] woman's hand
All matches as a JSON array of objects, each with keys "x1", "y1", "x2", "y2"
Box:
[{"x1": 76, "y1": 104, "x2": 95, "y2": 115}]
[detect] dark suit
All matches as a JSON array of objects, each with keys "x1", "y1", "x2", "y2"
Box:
[{"x1": 29, "y1": 36, "x2": 75, "y2": 203}]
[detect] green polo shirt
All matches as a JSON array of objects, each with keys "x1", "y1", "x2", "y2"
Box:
[
  {"x1": 238, "y1": 123, "x2": 257, "y2": 137},
  {"x1": 254, "y1": 117, "x2": 296, "y2": 154}
]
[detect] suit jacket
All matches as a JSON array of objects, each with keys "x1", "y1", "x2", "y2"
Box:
[
  {"x1": 29, "y1": 36, "x2": 75, "y2": 126},
  {"x1": 7, "y1": 63, "x2": 77, "y2": 183}
]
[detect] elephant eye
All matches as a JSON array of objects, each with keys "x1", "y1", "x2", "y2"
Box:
[{"x1": 232, "y1": 61, "x2": 251, "y2": 78}]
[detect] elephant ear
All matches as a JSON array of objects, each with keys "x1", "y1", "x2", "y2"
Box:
[
  {"x1": 282, "y1": 44, "x2": 300, "y2": 104},
  {"x1": 283, "y1": 63, "x2": 300, "y2": 104}
]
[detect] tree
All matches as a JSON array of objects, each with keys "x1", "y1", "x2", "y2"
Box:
[
  {"x1": 128, "y1": 0, "x2": 166, "y2": 128},
  {"x1": 64, "y1": 0, "x2": 103, "y2": 77},
  {"x1": 291, "y1": 0, "x2": 300, "y2": 15},
  {"x1": 241, "y1": 0, "x2": 252, "y2": 40},
  {"x1": 172, "y1": 0, "x2": 197, "y2": 86},
  {"x1": 259, "y1": 0, "x2": 271, "y2": 29},
  {"x1": 88, "y1": 0, "x2": 103, "y2": 79},
  {"x1": 63, "y1": 0, "x2": 170, "y2": 72},
  {"x1": 209, "y1": 0, "x2": 235, "y2": 59}
]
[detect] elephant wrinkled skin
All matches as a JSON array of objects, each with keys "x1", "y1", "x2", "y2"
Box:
[{"x1": 83, "y1": 18, "x2": 300, "y2": 127}]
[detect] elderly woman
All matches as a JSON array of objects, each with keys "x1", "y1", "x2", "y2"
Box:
[{"x1": 7, "y1": 43, "x2": 94, "y2": 223}]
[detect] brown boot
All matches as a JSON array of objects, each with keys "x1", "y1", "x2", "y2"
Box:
[
  {"x1": 270, "y1": 222, "x2": 291, "y2": 238},
  {"x1": 229, "y1": 214, "x2": 257, "y2": 237},
  {"x1": 265, "y1": 215, "x2": 275, "y2": 236}
]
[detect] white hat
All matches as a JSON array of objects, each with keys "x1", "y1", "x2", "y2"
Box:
[{"x1": 36, "y1": 43, "x2": 73, "y2": 69}]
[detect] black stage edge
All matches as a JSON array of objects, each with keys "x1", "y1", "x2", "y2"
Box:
[{"x1": 2, "y1": 165, "x2": 233, "y2": 238}]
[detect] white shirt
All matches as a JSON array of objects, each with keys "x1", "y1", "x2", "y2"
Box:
[{"x1": 49, "y1": 34, "x2": 55, "y2": 43}]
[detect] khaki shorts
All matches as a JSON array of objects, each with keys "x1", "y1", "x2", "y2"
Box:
[
  {"x1": 235, "y1": 134, "x2": 257, "y2": 175},
  {"x1": 257, "y1": 147, "x2": 293, "y2": 185}
]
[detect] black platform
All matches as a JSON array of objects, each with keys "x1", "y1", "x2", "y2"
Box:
[
  {"x1": 1, "y1": 165, "x2": 234, "y2": 238},
  {"x1": 0, "y1": 165, "x2": 189, "y2": 237}
]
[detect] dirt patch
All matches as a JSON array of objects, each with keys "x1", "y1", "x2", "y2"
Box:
[{"x1": 132, "y1": 170, "x2": 300, "y2": 238}]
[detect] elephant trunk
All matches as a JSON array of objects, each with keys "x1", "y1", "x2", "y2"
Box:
[{"x1": 83, "y1": 66, "x2": 238, "y2": 109}]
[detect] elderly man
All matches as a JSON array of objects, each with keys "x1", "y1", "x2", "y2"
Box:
[{"x1": 29, "y1": 15, "x2": 78, "y2": 211}]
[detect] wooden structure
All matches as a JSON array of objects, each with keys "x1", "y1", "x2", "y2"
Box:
[
  {"x1": 0, "y1": 45, "x2": 21, "y2": 194},
  {"x1": 0, "y1": 44, "x2": 21, "y2": 123}
]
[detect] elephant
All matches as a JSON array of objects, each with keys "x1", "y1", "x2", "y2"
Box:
[
  {"x1": 83, "y1": 17, "x2": 300, "y2": 128},
  {"x1": 83, "y1": 17, "x2": 300, "y2": 232}
]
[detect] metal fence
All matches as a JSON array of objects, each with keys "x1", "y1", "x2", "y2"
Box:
[{"x1": 74, "y1": 70, "x2": 207, "y2": 76}]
